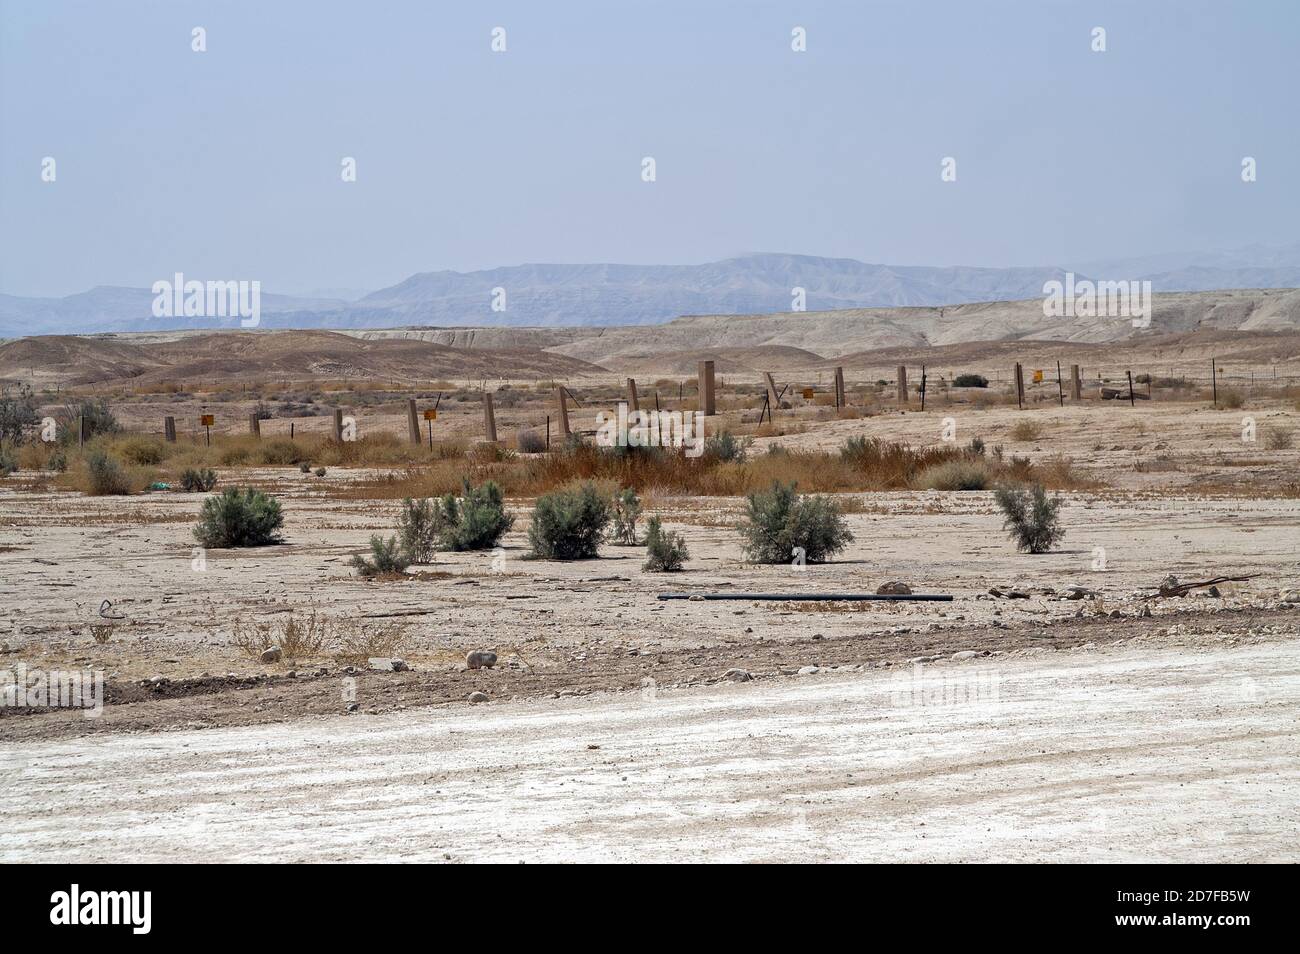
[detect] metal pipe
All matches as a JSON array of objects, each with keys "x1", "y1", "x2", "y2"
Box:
[{"x1": 656, "y1": 592, "x2": 953, "y2": 602}]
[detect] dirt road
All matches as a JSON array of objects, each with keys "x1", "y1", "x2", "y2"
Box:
[{"x1": 3, "y1": 641, "x2": 1297, "y2": 863}]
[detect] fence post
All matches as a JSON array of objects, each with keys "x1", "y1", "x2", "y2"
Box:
[
  {"x1": 481, "y1": 391, "x2": 497, "y2": 442},
  {"x1": 697, "y1": 360, "x2": 716, "y2": 415},
  {"x1": 626, "y1": 378, "x2": 639, "y2": 412},
  {"x1": 406, "y1": 399, "x2": 421, "y2": 445},
  {"x1": 1070, "y1": 364, "x2": 1082, "y2": 401},
  {"x1": 1014, "y1": 363, "x2": 1024, "y2": 409},
  {"x1": 164, "y1": 416, "x2": 176, "y2": 442},
  {"x1": 764, "y1": 372, "x2": 780, "y2": 417},
  {"x1": 833, "y1": 366, "x2": 845, "y2": 409},
  {"x1": 556, "y1": 386, "x2": 571, "y2": 437},
  {"x1": 249, "y1": 412, "x2": 261, "y2": 437},
  {"x1": 897, "y1": 365, "x2": 908, "y2": 405},
  {"x1": 332, "y1": 408, "x2": 344, "y2": 442}
]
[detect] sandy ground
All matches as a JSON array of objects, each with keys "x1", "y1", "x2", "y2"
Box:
[
  {"x1": 2, "y1": 639, "x2": 1296, "y2": 863},
  {"x1": 3, "y1": 396, "x2": 1299, "y2": 861}
]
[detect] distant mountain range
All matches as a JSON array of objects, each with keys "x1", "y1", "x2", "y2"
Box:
[{"x1": 4, "y1": 245, "x2": 1299, "y2": 337}]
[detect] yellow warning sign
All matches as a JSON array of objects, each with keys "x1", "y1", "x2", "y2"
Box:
[
  {"x1": 199, "y1": 414, "x2": 215, "y2": 426},
  {"x1": 1032, "y1": 370, "x2": 1044, "y2": 384},
  {"x1": 423, "y1": 409, "x2": 438, "y2": 421}
]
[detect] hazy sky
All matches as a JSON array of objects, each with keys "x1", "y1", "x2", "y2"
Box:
[{"x1": 1, "y1": 0, "x2": 1296, "y2": 297}]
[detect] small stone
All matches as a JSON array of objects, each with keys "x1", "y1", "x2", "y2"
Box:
[
  {"x1": 260, "y1": 646, "x2": 282, "y2": 663},
  {"x1": 876, "y1": 581, "x2": 913, "y2": 595},
  {"x1": 468, "y1": 691, "x2": 489, "y2": 704},
  {"x1": 1207, "y1": 586, "x2": 1222, "y2": 598},
  {"x1": 1140, "y1": 603, "x2": 1152, "y2": 618},
  {"x1": 951, "y1": 650, "x2": 978, "y2": 661},
  {"x1": 368, "y1": 657, "x2": 408, "y2": 672},
  {"x1": 797, "y1": 665, "x2": 820, "y2": 675},
  {"x1": 466, "y1": 650, "x2": 498, "y2": 670},
  {"x1": 721, "y1": 668, "x2": 753, "y2": 682},
  {"x1": 346, "y1": 702, "x2": 359, "y2": 712}
]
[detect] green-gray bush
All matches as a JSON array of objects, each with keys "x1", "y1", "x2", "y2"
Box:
[
  {"x1": 86, "y1": 451, "x2": 131, "y2": 495},
  {"x1": 397, "y1": 497, "x2": 438, "y2": 563},
  {"x1": 737, "y1": 480, "x2": 854, "y2": 564},
  {"x1": 350, "y1": 534, "x2": 410, "y2": 578},
  {"x1": 528, "y1": 481, "x2": 611, "y2": 560},
  {"x1": 643, "y1": 516, "x2": 689, "y2": 572},
  {"x1": 180, "y1": 467, "x2": 218, "y2": 492},
  {"x1": 193, "y1": 487, "x2": 284, "y2": 547},
  {"x1": 430, "y1": 480, "x2": 514, "y2": 551},
  {"x1": 994, "y1": 483, "x2": 1064, "y2": 553},
  {"x1": 705, "y1": 430, "x2": 749, "y2": 463}
]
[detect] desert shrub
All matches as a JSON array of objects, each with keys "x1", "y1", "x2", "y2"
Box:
[
  {"x1": 528, "y1": 481, "x2": 611, "y2": 560},
  {"x1": 255, "y1": 439, "x2": 304, "y2": 466},
  {"x1": 397, "y1": 497, "x2": 438, "y2": 563},
  {"x1": 0, "y1": 384, "x2": 39, "y2": 445},
  {"x1": 1219, "y1": 389, "x2": 1245, "y2": 409},
  {"x1": 838, "y1": 436, "x2": 961, "y2": 487},
  {"x1": 179, "y1": 467, "x2": 218, "y2": 492},
  {"x1": 47, "y1": 449, "x2": 67, "y2": 472},
  {"x1": 350, "y1": 534, "x2": 410, "y2": 578},
  {"x1": 314, "y1": 467, "x2": 327, "y2": 477},
  {"x1": 299, "y1": 462, "x2": 312, "y2": 473},
  {"x1": 916, "y1": 459, "x2": 990, "y2": 491},
  {"x1": 59, "y1": 399, "x2": 118, "y2": 442},
  {"x1": 643, "y1": 516, "x2": 689, "y2": 572},
  {"x1": 611, "y1": 487, "x2": 642, "y2": 544},
  {"x1": 994, "y1": 483, "x2": 1064, "y2": 553},
  {"x1": 967, "y1": 436, "x2": 986, "y2": 456},
  {"x1": 332, "y1": 621, "x2": 405, "y2": 666},
  {"x1": 430, "y1": 479, "x2": 514, "y2": 551},
  {"x1": 219, "y1": 446, "x2": 251, "y2": 466},
  {"x1": 119, "y1": 437, "x2": 166, "y2": 466},
  {"x1": 231, "y1": 610, "x2": 328, "y2": 661},
  {"x1": 1263, "y1": 425, "x2": 1295, "y2": 450},
  {"x1": 516, "y1": 429, "x2": 546, "y2": 453},
  {"x1": 85, "y1": 451, "x2": 132, "y2": 495},
  {"x1": 193, "y1": 487, "x2": 284, "y2": 547},
  {"x1": 953, "y1": 373, "x2": 989, "y2": 388},
  {"x1": 0, "y1": 446, "x2": 17, "y2": 476},
  {"x1": 737, "y1": 480, "x2": 854, "y2": 564},
  {"x1": 705, "y1": 430, "x2": 749, "y2": 463},
  {"x1": 1009, "y1": 420, "x2": 1042, "y2": 442}
]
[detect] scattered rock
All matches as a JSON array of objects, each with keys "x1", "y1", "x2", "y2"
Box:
[
  {"x1": 951, "y1": 650, "x2": 979, "y2": 661},
  {"x1": 346, "y1": 702, "x2": 359, "y2": 712},
  {"x1": 259, "y1": 646, "x2": 282, "y2": 664},
  {"x1": 468, "y1": 691, "x2": 489, "y2": 704},
  {"x1": 368, "y1": 657, "x2": 409, "y2": 672},
  {"x1": 1140, "y1": 603, "x2": 1153, "y2": 617},
  {"x1": 876, "y1": 581, "x2": 913, "y2": 595},
  {"x1": 721, "y1": 668, "x2": 753, "y2": 682},
  {"x1": 465, "y1": 650, "x2": 498, "y2": 670},
  {"x1": 796, "y1": 665, "x2": 821, "y2": 676},
  {"x1": 1207, "y1": 586, "x2": 1222, "y2": 598}
]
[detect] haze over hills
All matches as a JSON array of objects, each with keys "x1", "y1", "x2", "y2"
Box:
[
  {"x1": 3, "y1": 245, "x2": 1299, "y2": 338},
  {"x1": 4, "y1": 287, "x2": 1299, "y2": 388}
]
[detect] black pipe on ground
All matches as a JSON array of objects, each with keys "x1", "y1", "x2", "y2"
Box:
[{"x1": 655, "y1": 593, "x2": 953, "y2": 602}]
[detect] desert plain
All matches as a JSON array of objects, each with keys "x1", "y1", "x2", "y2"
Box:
[{"x1": 1, "y1": 307, "x2": 1299, "y2": 863}]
